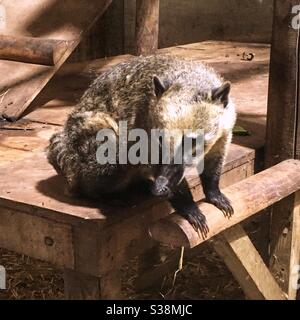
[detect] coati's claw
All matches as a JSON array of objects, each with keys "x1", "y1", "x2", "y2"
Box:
[
  {"x1": 206, "y1": 192, "x2": 234, "y2": 218},
  {"x1": 181, "y1": 207, "x2": 209, "y2": 239}
]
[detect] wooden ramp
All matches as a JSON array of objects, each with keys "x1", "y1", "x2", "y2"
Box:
[{"x1": 0, "y1": 0, "x2": 112, "y2": 121}]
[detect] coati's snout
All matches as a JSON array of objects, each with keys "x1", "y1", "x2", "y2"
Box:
[
  {"x1": 150, "y1": 176, "x2": 171, "y2": 198},
  {"x1": 150, "y1": 164, "x2": 185, "y2": 199}
]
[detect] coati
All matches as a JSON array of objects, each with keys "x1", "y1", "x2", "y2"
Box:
[{"x1": 47, "y1": 54, "x2": 236, "y2": 233}]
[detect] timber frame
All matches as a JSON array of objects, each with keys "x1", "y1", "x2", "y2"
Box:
[{"x1": 0, "y1": 0, "x2": 300, "y2": 300}]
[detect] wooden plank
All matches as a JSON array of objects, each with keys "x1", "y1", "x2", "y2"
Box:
[
  {"x1": 0, "y1": 35, "x2": 68, "y2": 66},
  {"x1": 0, "y1": 121, "x2": 59, "y2": 166},
  {"x1": 212, "y1": 224, "x2": 286, "y2": 300},
  {"x1": 0, "y1": 0, "x2": 113, "y2": 120},
  {"x1": 135, "y1": 0, "x2": 160, "y2": 55},
  {"x1": 265, "y1": 0, "x2": 300, "y2": 299},
  {"x1": 0, "y1": 140, "x2": 254, "y2": 225},
  {"x1": 149, "y1": 160, "x2": 300, "y2": 248},
  {"x1": 0, "y1": 207, "x2": 74, "y2": 268}
]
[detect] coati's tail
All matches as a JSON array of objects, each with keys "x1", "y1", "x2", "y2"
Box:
[{"x1": 47, "y1": 131, "x2": 67, "y2": 175}]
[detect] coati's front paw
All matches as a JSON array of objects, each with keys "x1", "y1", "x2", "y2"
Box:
[
  {"x1": 206, "y1": 191, "x2": 234, "y2": 217},
  {"x1": 180, "y1": 206, "x2": 209, "y2": 238}
]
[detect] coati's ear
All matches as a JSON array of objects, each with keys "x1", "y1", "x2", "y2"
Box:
[
  {"x1": 211, "y1": 81, "x2": 231, "y2": 107},
  {"x1": 153, "y1": 75, "x2": 166, "y2": 99}
]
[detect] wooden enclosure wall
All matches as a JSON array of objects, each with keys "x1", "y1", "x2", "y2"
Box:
[{"x1": 71, "y1": 0, "x2": 274, "y2": 60}]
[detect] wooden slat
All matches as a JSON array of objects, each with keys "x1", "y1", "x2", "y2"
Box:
[
  {"x1": 0, "y1": 0, "x2": 113, "y2": 120},
  {"x1": 135, "y1": 0, "x2": 160, "y2": 55},
  {"x1": 149, "y1": 160, "x2": 300, "y2": 248},
  {"x1": 0, "y1": 35, "x2": 68, "y2": 66},
  {"x1": 212, "y1": 224, "x2": 286, "y2": 300}
]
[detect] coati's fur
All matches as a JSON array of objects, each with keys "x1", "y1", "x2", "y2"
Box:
[{"x1": 47, "y1": 54, "x2": 236, "y2": 232}]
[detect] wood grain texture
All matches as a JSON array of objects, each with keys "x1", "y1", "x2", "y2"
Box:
[{"x1": 0, "y1": 207, "x2": 74, "y2": 268}]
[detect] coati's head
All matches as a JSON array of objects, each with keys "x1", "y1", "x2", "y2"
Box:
[
  {"x1": 150, "y1": 76, "x2": 236, "y2": 199},
  {"x1": 153, "y1": 75, "x2": 235, "y2": 155}
]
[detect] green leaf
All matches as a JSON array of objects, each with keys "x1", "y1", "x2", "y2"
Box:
[{"x1": 233, "y1": 125, "x2": 251, "y2": 136}]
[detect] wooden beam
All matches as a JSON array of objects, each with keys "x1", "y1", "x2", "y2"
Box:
[
  {"x1": 149, "y1": 160, "x2": 300, "y2": 248},
  {"x1": 212, "y1": 224, "x2": 286, "y2": 300},
  {"x1": 135, "y1": 0, "x2": 159, "y2": 55},
  {"x1": 265, "y1": 0, "x2": 300, "y2": 299},
  {"x1": 0, "y1": 35, "x2": 68, "y2": 66}
]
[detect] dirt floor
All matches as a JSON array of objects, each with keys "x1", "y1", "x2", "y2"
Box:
[{"x1": 0, "y1": 243, "x2": 244, "y2": 300}]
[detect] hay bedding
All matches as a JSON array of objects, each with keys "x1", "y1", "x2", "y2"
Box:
[{"x1": 0, "y1": 245, "x2": 244, "y2": 300}]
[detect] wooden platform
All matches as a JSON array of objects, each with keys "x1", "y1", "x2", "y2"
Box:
[{"x1": 0, "y1": 41, "x2": 270, "y2": 298}]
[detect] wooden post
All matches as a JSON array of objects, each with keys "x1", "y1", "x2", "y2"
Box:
[
  {"x1": 135, "y1": 0, "x2": 160, "y2": 55},
  {"x1": 64, "y1": 269, "x2": 123, "y2": 300},
  {"x1": 266, "y1": 0, "x2": 300, "y2": 299},
  {"x1": 63, "y1": 223, "x2": 123, "y2": 300}
]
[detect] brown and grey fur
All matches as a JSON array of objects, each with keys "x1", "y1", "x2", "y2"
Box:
[{"x1": 47, "y1": 54, "x2": 236, "y2": 232}]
